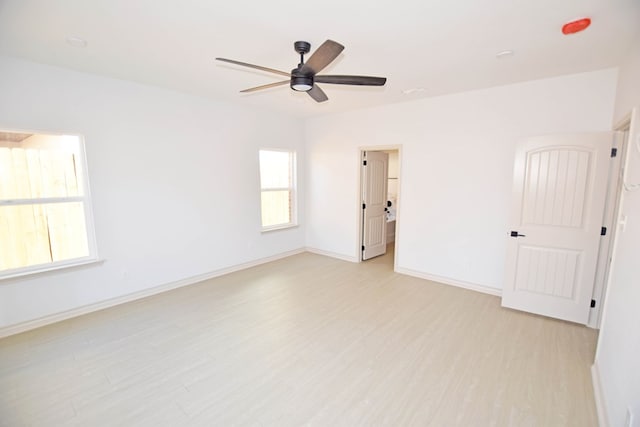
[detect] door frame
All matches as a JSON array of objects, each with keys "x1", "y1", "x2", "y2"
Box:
[
  {"x1": 589, "y1": 115, "x2": 633, "y2": 328},
  {"x1": 356, "y1": 145, "x2": 403, "y2": 269}
]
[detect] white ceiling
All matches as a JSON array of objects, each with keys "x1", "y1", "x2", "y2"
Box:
[{"x1": 0, "y1": 0, "x2": 638, "y2": 118}]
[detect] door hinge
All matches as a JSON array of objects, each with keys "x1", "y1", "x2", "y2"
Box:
[
  {"x1": 591, "y1": 299, "x2": 596, "y2": 308},
  {"x1": 363, "y1": 160, "x2": 367, "y2": 166},
  {"x1": 601, "y1": 227, "x2": 607, "y2": 236},
  {"x1": 611, "y1": 148, "x2": 618, "y2": 158},
  {"x1": 362, "y1": 245, "x2": 365, "y2": 251},
  {"x1": 362, "y1": 203, "x2": 366, "y2": 209}
]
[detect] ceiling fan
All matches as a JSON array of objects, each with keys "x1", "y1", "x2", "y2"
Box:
[{"x1": 216, "y1": 39, "x2": 387, "y2": 103}]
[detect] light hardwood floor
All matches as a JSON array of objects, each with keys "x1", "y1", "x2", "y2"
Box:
[{"x1": 0, "y1": 248, "x2": 598, "y2": 426}]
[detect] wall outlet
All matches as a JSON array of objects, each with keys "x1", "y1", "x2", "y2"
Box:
[{"x1": 625, "y1": 407, "x2": 634, "y2": 427}]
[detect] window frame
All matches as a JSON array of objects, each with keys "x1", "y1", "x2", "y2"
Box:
[
  {"x1": 258, "y1": 148, "x2": 298, "y2": 232},
  {"x1": 0, "y1": 130, "x2": 99, "y2": 280}
]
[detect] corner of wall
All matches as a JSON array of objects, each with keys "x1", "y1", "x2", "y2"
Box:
[{"x1": 591, "y1": 362, "x2": 610, "y2": 427}]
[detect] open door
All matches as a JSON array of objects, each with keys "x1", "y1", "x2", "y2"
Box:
[
  {"x1": 362, "y1": 151, "x2": 388, "y2": 260},
  {"x1": 502, "y1": 132, "x2": 618, "y2": 324}
]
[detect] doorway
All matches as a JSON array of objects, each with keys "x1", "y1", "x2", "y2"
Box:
[{"x1": 359, "y1": 147, "x2": 401, "y2": 266}]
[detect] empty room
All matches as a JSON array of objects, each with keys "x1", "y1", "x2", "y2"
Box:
[{"x1": 0, "y1": 0, "x2": 639, "y2": 425}]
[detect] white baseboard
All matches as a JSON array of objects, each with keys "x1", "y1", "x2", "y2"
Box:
[
  {"x1": 591, "y1": 362, "x2": 609, "y2": 427},
  {"x1": 395, "y1": 267, "x2": 502, "y2": 297},
  {"x1": 305, "y1": 247, "x2": 359, "y2": 263},
  {"x1": 0, "y1": 248, "x2": 306, "y2": 339}
]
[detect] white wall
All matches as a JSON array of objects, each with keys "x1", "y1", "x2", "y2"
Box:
[
  {"x1": 305, "y1": 69, "x2": 617, "y2": 290},
  {"x1": 595, "y1": 31, "x2": 640, "y2": 427},
  {"x1": 613, "y1": 35, "x2": 640, "y2": 125},
  {"x1": 0, "y1": 56, "x2": 305, "y2": 329}
]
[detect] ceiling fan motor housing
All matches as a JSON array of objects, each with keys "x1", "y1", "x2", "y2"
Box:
[{"x1": 290, "y1": 68, "x2": 313, "y2": 92}]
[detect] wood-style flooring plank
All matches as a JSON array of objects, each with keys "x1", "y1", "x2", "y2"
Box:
[{"x1": 0, "y1": 248, "x2": 598, "y2": 426}]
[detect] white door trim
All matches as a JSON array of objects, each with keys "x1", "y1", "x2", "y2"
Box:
[
  {"x1": 588, "y1": 128, "x2": 627, "y2": 328},
  {"x1": 589, "y1": 110, "x2": 638, "y2": 329}
]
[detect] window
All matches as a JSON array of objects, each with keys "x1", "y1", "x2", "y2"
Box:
[
  {"x1": 259, "y1": 149, "x2": 296, "y2": 230},
  {"x1": 0, "y1": 131, "x2": 97, "y2": 279}
]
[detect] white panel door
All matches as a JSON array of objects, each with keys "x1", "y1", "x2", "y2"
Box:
[
  {"x1": 502, "y1": 132, "x2": 616, "y2": 324},
  {"x1": 362, "y1": 151, "x2": 388, "y2": 260}
]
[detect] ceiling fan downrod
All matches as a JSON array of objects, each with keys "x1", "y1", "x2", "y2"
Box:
[{"x1": 293, "y1": 41, "x2": 311, "y2": 66}]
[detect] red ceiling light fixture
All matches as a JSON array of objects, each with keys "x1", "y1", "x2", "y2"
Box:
[{"x1": 562, "y1": 18, "x2": 591, "y2": 35}]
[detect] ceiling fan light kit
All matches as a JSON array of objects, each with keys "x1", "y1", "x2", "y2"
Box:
[
  {"x1": 290, "y1": 72, "x2": 313, "y2": 92},
  {"x1": 216, "y1": 39, "x2": 387, "y2": 103}
]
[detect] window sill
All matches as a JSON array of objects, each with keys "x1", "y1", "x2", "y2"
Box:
[
  {"x1": 0, "y1": 257, "x2": 105, "y2": 282},
  {"x1": 261, "y1": 223, "x2": 299, "y2": 233}
]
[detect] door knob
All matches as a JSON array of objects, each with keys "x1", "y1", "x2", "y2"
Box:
[{"x1": 510, "y1": 231, "x2": 526, "y2": 237}]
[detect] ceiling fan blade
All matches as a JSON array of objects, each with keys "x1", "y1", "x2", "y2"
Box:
[
  {"x1": 315, "y1": 75, "x2": 387, "y2": 86},
  {"x1": 240, "y1": 80, "x2": 290, "y2": 93},
  {"x1": 216, "y1": 58, "x2": 291, "y2": 77},
  {"x1": 300, "y1": 40, "x2": 344, "y2": 75},
  {"x1": 307, "y1": 85, "x2": 328, "y2": 103}
]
